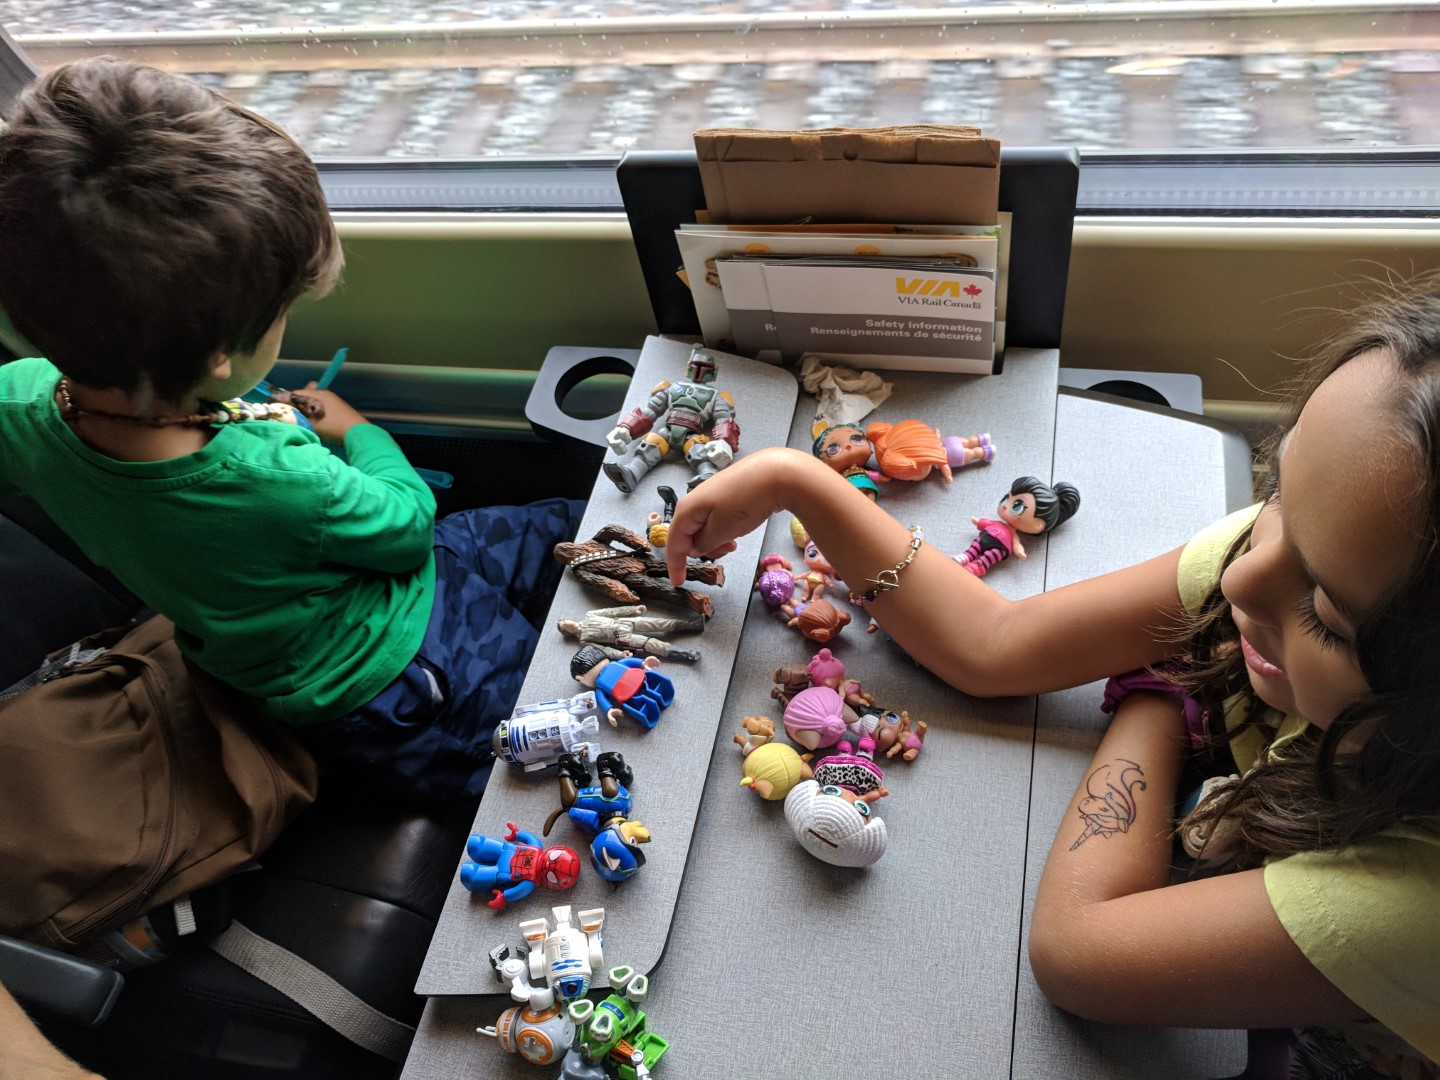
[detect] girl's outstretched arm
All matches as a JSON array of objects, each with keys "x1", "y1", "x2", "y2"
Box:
[
  {"x1": 1028, "y1": 692, "x2": 1367, "y2": 1027},
  {"x1": 667, "y1": 447, "x2": 1191, "y2": 697}
]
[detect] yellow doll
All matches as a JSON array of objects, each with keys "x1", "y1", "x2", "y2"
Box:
[{"x1": 739, "y1": 743, "x2": 813, "y2": 801}]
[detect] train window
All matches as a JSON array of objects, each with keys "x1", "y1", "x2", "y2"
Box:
[{"x1": 2, "y1": 4, "x2": 1438, "y2": 214}]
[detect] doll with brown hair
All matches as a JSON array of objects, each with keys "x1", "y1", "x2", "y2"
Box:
[
  {"x1": 732, "y1": 715, "x2": 775, "y2": 755},
  {"x1": 790, "y1": 598, "x2": 851, "y2": 643}
]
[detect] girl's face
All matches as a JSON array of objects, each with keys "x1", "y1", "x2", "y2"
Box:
[
  {"x1": 998, "y1": 491, "x2": 1046, "y2": 534},
  {"x1": 818, "y1": 427, "x2": 871, "y2": 470},
  {"x1": 1220, "y1": 350, "x2": 1423, "y2": 727}
]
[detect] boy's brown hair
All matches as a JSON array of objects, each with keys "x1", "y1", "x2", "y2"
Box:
[{"x1": 0, "y1": 57, "x2": 342, "y2": 403}]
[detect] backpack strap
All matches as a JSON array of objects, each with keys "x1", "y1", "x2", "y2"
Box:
[
  {"x1": 0, "y1": 641, "x2": 108, "y2": 702},
  {"x1": 207, "y1": 921, "x2": 415, "y2": 1063}
]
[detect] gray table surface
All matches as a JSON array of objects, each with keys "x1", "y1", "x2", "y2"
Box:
[
  {"x1": 402, "y1": 356, "x2": 1248, "y2": 1080},
  {"x1": 417, "y1": 335, "x2": 799, "y2": 996}
]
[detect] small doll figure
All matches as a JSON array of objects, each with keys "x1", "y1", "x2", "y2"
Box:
[
  {"x1": 782, "y1": 685, "x2": 859, "y2": 752},
  {"x1": 805, "y1": 648, "x2": 874, "y2": 712},
  {"x1": 460, "y1": 822, "x2": 581, "y2": 911},
  {"x1": 811, "y1": 740, "x2": 889, "y2": 807},
  {"x1": 812, "y1": 423, "x2": 888, "y2": 501},
  {"x1": 754, "y1": 553, "x2": 852, "y2": 642},
  {"x1": 785, "y1": 732, "x2": 895, "y2": 866},
  {"x1": 793, "y1": 539, "x2": 840, "y2": 606},
  {"x1": 604, "y1": 347, "x2": 740, "y2": 493},
  {"x1": 954, "y1": 475, "x2": 1081, "y2": 577},
  {"x1": 769, "y1": 662, "x2": 812, "y2": 709},
  {"x1": 870, "y1": 708, "x2": 927, "y2": 762},
  {"x1": 557, "y1": 603, "x2": 703, "y2": 663},
  {"x1": 544, "y1": 753, "x2": 650, "y2": 884},
  {"x1": 790, "y1": 600, "x2": 850, "y2": 643},
  {"x1": 569, "y1": 646, "x2": 675, "y2": 729},
  {"x1": 733, "y1": 715, "x2": 775, "y2": 755},
  {"x1": 739, "y1": 743, "x2": 813, "y2": 801},
  {"x1": 867, "y1": 419, "x2": 993, "y2": 483},
  {"x1": 754, "y1": 554, "x2": 799, "y2": 611},
  {"x1": 783, "y1": 780, "x2": 888, "y2": 868}
]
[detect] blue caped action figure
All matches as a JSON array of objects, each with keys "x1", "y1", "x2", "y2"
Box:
[{"x1": 569, "y1": 645, "x2": 675, "y2": 729}]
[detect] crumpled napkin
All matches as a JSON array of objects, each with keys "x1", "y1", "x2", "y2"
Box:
[{"x1": 800, "y1": 356, "x2": 893, "y2": 439}]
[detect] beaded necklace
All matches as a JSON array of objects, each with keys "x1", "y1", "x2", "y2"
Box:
[{"x1": 56, "y1": 377, "x2": 325, "y2": 428}]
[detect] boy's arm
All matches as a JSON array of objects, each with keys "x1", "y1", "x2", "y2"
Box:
[{"x1": 314, "y1": 425, "x2": 437, "y2": 573}]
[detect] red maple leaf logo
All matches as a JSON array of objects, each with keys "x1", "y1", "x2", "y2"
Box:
[{"x1": 964, "y1": 284, "x2": 983, "y2": 297}]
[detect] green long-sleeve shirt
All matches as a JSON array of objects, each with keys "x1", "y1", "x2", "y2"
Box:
[{"x1": 0, "y1": 357, "x2": 436, "y2": 723}]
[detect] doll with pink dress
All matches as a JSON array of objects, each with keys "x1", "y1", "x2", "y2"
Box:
[{"x1": 954, "y1": 476, "x2": 1081, "y2": 577}]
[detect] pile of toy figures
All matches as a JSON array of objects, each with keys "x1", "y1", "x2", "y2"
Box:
[
  {"x1": 479, "y1": 905, "x2": 668, "y2": 1080},
  {"x1": 755, "y1": 415, "x2": 1081, "y2": 645},
  {"x1": 458, "y1": 492, "x2": 734, "y2": 912},
  {"x1": 734, "y1": 647, "x2": 927, "y2": 868}
]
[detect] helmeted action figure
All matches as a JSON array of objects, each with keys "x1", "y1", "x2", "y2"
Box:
[
  {"x1": 556, "y1": 604, "x2": 703, "y2": 662},
  {"x1": 554, "y1": 525, "x2": 724, "y2": 618},
  {"x1": 603, "y1": 347, "x2": 740, "y2": 494},
  {"x1": 544, "y1": 752, "x2": 651, "y2": 884}
]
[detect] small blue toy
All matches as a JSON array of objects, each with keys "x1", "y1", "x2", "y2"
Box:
[
  {"x1": 569, "y1": 646, "x2": 675, "y2": 729},
  {"x1": 459, "y1": 822, "x2": 581, "y2": 911},
  {"x1": 544, "y1": 753, "x2": 650, "y2": 883}
]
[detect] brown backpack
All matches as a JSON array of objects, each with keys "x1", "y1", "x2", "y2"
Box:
[{"x1": 0, "y1": 615, "x2": 318, "y2": 961}]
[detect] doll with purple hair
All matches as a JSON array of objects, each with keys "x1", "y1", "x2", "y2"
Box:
[{"x1": 753, "y1": 553, "x2": 852, "y2": 642}]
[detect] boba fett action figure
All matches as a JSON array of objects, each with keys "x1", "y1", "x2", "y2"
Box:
[{"x1": 603, "y1": 348, "x2": 740, "y2": 494}]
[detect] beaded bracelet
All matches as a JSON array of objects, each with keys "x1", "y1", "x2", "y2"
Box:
[{"x1": 848, "y1": 526, "x2": 924, "y2": 606}]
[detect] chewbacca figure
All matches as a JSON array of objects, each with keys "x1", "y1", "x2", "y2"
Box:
[{"x1": 554, "y1": 524, "x2": 724, "y2": 618}]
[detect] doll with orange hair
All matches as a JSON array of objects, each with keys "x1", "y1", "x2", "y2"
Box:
[{"x1": 866, "y1": 419, "x2": 993, "y2": 484}]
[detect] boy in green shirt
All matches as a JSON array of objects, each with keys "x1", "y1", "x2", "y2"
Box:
[{"x1": 0, "y1": 58, "x2": 581, "y2": 803}]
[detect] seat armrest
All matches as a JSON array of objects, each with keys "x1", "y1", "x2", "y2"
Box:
[{"x1": 0, "y1": 937, "x2": 124, "y2": 1027}]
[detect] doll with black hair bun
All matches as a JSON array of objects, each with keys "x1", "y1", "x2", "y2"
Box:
[{"x1": 953, "y1": 476, "x2": 1081, "y2": 577}]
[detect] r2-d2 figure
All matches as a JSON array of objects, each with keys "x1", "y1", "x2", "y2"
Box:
[
  {"x1": 603, "y1": 348, "x2": 740, "y2": 494},
  {"x1": 494, "y1": 693, "x2": 604, "y2": 772}
]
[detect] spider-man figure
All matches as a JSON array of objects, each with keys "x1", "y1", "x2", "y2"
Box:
[{"x1": 460, "y1": 822, "x2": 581, "y2": 910}]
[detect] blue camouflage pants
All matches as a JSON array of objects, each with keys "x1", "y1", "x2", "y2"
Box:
[{"x1": 297, "y1": 498, "x2": 585, "y2": 804}]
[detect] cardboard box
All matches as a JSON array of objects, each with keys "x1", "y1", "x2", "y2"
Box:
[{"x1": 694, "y1": 125, "x2": 1000, "y2": 226}]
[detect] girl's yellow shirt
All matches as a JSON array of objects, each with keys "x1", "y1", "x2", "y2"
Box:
[{"x1": 1179, "y1": 505, "x2": 1439, "y2": 1075}]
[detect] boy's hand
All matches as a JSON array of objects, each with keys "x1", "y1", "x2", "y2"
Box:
[{"x1": 300, "y1": 382, "x2": 369, "y2": 443}]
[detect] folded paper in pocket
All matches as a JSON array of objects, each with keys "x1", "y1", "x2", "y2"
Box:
[{"x1": 694, "y1": 125, "x2": 1000, "y2": 226}]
